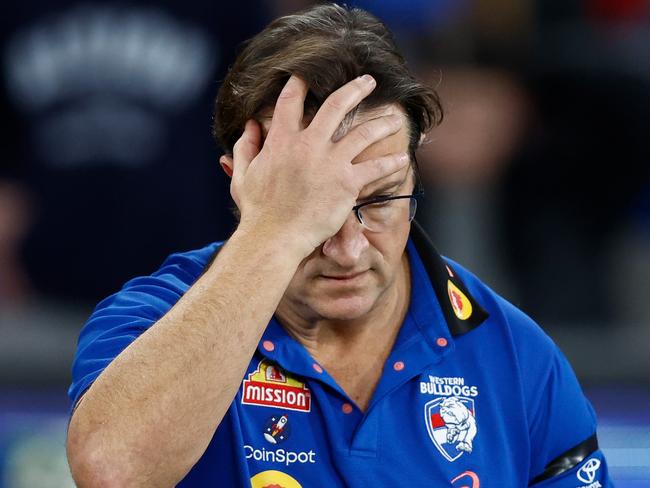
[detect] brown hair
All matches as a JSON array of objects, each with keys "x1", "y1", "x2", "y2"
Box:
[{"x1": 213, "y1": 3, "x2": 442, "y2": 162}]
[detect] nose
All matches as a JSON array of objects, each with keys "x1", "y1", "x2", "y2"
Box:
[{"x1": 321, "y1": 213, "x2": 369, "y2": 267}]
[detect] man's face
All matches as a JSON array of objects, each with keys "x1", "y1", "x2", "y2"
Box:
[{"x1": 262, "y1": 104, "x2": 414, "y2": 322}]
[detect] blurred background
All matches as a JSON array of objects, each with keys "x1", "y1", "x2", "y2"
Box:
[{"x1": 1, "y1": 0, "x2": 648, "y2": 486}]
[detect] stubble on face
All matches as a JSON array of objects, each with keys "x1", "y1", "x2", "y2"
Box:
[{"x1": 283, "y1": 237, "x2": 411, "y2": 324}]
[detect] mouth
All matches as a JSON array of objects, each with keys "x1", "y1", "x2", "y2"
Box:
[{"x1": 320, "y1": 270, "x2": 368, "y2": 282}]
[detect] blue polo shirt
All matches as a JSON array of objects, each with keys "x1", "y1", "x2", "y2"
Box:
[{"x1": 69, "y1": 224, "x2": 613, "y2": 487}]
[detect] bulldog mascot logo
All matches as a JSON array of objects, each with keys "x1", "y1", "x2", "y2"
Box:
[
  {"x1": 425, "y1": 396, "x2": 478, "y2": 462},
  {"x1": 439, "y1": 397, "x2": 477, "y2": 453}
]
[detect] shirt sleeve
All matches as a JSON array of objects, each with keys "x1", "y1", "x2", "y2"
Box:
[
  {"x1": 525, "y1": 340, "x2": 614, "y2": 487},
  {"x1": 531, "y1": 449, "x2": 612, "y2": 487},
  {"x1": 439, "y1": 262, "x2": 615, "y2": 487},
  {"x1": 67, "y1": 245, "x2": 218, "y2": 412}
]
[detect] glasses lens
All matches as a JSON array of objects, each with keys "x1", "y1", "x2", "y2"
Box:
[
  {"x1": 359, "y1": 197, "x2": 416, "y2": 232},
  {"x1": 409, "y1": 196, "x2": 417, "y2": 221}
]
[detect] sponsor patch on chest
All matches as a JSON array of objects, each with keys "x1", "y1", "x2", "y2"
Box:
[{"x1": 242, "y1": 360, "x2": 312, "y2": 412}]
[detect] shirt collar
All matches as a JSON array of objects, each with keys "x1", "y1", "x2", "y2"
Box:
[
  {"x1": 409, "y1": 220, "x2": 489, "y2": 337},
  {"x1": 255, "y1": 221, "x2": 489, "y2": 378}
]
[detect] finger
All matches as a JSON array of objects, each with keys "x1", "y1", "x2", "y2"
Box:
[
  {"x1": 308, "y1": 75, "x2": 376, "y2": 138},
  {"x1": 232, "y1": 119, "x2": 262, "y2": 182},
  {"x1": 335, "y1": 113, "x2": 403, "y2": 161},
  {"x1": 351, "y1": 152, "x2": 410, "y2": 189},
  {"x1": 268, "y1": 75, "x2": 309, "y2": 136}
]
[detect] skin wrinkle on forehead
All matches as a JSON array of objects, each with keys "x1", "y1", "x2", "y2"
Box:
[{"x1": 256, "y1": 104, "x2": 402, "y2": 145}]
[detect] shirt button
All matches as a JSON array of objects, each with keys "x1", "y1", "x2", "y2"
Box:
[
  {"x1": 342, "y1": 403, "x2": 353, "y2": 414},
  {"x1": 436, "y1": 337, "x2": 448, "y2": 348},
  {"x1": 393, "y1": 361, "x2": 405, "y2": 371},
  {"x1": 262, "y1": 340, "x2": 275, "y2": 352},
  {"x1": 312, "y1": 363, "x2": 323, "y2": 374}
]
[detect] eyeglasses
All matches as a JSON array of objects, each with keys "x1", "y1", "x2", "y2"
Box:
[
  {"x1": 352, "y1": 155, "x2": 425, "y2": 232},
  {"x1": 352, "y1": 190, "x2": 423, "y2": 232}
]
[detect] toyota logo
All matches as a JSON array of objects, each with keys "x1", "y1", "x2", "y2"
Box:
[{"x1": 577, "y1": 458, "x2": 601, "y2": 484}]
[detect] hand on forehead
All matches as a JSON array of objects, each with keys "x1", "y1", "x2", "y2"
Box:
[
  {"x1": 223, "y1": 75, "x2": 414, "y2": 251},
  {"x1": 258, "y1": 103, "x2": 408, "y2": 148},
  {"x1": 257, "y1": 103, "x2": 412, "y2": 192}
]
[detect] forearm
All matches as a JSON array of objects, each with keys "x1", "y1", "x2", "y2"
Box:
[{"x1": 67, "y1": 226, "x2": 304, "y2": 487}]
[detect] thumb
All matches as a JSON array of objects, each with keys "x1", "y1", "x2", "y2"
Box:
[{"x1": 232, "y1": 119, "x2": 262, "y2": 182}]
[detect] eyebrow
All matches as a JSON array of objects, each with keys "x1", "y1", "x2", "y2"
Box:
[{"x1": 359, "y1": 177, "x2": 406, "y2": 200}]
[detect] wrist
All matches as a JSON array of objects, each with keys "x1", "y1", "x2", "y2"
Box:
[{"x1": 234, "y1": 217, "x2": 315, "y2": 263}]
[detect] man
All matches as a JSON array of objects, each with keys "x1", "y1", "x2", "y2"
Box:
[{"x1": 66, "y1": 4, "x2": 613, "y2": 487}]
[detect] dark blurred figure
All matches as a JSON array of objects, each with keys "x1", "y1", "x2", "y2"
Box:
[
  {"x1": 502, "y1": 0, "x2": 650, "y2": 326},
  {"x1": 1, "y1": 1, "x2": 270, "y2": 307},
  {"x1": 0, "y1": 181, "x2": 32, "y2": 306},
  {"x1": 417, "y1": 67, "x2": 530, "y2": 300},
  {"x1": 504, "y1": 73, "x2": 649, "y2": 326}
]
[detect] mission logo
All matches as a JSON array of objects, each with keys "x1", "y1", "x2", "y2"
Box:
[{"x1": 242, "y1": 360, "x2": 312, "y2": 412}]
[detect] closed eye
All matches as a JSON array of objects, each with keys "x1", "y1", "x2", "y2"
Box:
[{"x1": 356, "y1": 193, "x2": 394, "y2": 205}]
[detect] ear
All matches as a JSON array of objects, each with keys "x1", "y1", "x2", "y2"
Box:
[{"x1": 219, "y1": 155, "x2": 234, "y2": 177}]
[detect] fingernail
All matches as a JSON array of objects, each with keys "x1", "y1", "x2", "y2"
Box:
[{"x1": 360, "y1": 74, "x2": 375, "y2": 86}]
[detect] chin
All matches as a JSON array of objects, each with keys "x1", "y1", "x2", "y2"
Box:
[{"x1": 307, "y1": 295, "x2": 378, "y2": 321}]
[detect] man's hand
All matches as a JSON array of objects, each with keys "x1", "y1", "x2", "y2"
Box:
[
  {"x1": 67, "y1": 77, "x2": 408, "y2": 485},
  {"x1": 225, "y1": 75, "x2": 409, "y2": 257}
]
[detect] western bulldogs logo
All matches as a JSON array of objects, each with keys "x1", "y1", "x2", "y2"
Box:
[{"x1": 425, "y1": 396, "x2": 478, "y2": 462}]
